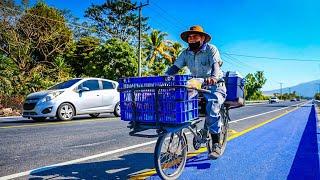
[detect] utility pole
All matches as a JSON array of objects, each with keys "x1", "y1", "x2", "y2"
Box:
[
  {"x1": 136, "y1": 1, "x2": 149, "y2": 76},
  {"x1": 279, "y1": 82, "x2": 283, "y2": 100},
  {"x1": 116, "y1": 0, "x2": 149, "y2": 76}
]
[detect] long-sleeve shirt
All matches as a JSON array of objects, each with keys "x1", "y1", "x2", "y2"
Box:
[
  {"x1": 172, "y1": 43, "x2": 223, "y2": 79},
  {"x1": 166, "y1": 43, "x2": 226, "y2": 94}
]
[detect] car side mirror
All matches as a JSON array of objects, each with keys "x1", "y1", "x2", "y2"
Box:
[{"x1": 77, "y1": 87, "x2": 90, "y2": 93}]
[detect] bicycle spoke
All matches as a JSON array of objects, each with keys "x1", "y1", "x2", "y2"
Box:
[{"x1": 160, "y1": 152, "x2": 170, "y2": 163}]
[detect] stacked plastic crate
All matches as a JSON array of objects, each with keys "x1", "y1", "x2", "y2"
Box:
[{"x1": 119, "y1": 75, "x2": 199, "y2": 124}]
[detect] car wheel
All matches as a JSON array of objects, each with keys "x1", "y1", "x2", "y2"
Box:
[
  {"x1": 113, "y1": 102, "x2": 120, "y2": 117},
  {"x1": 57, "y1": 103, "x2": 75, "y2": 121},
  {"x1": 89, "y1": 113, "x2": 100, "y2": 118},
  {"x1": 32, "y1": 117, "x2": 46, "y2": 122}
]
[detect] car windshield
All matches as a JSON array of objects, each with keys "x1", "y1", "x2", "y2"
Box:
[{"x1": 49, "y1": 79, "x2": 82, "y2": 90}]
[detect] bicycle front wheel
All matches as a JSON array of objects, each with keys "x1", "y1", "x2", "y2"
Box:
[{"x1": 154, "y1": 130, "x2": 188, "y2": 180}]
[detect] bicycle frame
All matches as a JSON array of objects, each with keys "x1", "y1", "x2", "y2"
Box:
[{"x1": 120, "y1": 84, "x2": 231, "y2": 180}]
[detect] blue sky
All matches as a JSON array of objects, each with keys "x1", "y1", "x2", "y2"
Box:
[{"x1": 29, "y1": 0, "x2": 320, "y2": 91}]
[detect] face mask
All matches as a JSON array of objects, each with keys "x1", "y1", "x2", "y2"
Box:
[{"x1": 188, "y1": 41, "x2": 201, "y2": 51}]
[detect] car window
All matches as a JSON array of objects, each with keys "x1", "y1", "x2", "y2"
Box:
[
  {"x1": 79, "y1": 80, "x2": 100, "y2": 91},
  {"x1": 49, "y1": 79, "x2": 82, "y2": 90},
  {"x1": 102, "y1": 81, "x2": 114, "y2": 89}
]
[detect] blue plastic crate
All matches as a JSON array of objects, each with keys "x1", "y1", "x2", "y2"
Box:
[
  {"x1": 224, "y1": 71, "x2": 245, "y2": 107},
  {"x1": 119, "y1": 75, "x2": 199, "y2": 124}
]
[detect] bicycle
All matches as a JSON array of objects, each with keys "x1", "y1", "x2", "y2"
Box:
[
  {"x1": 121, "y1": 79, "x2": 231, "y2": 180},
  {"x1": 153, "y1": 88, "x2": 231, "y2": 180}
]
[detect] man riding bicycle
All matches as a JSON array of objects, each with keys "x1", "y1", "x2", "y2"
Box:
[{"x1": 165, "y1": 25, "x2": 226, "y2": 159}]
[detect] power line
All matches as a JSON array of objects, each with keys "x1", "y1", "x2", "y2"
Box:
[
  {"x1": 0, "y1": 3, "x2": 183, "y2": 39},
  {"x1": 147, "y1": 5, "x2": 183, "y2": 32},
  {"x1": 222, "y1": 52, "x2": 320, "y2": 62},
  {"x1": 146, "y1": 11, "x2": 182, "y2": 33},
  {"x1": 223, "y1": 53, "x2": 261, "y2": 71},
  {"x1": 222, "y1": 54, "x2": 282, "y2": 86},
  {"x1": 150, "y1": 0, "x2": 187, "y2": 29},
  {"x1": 221, "y1": 55, "x2": 247, "y2": 74},
  {"x1": 5, "y1": 3, "x2": 320, "y2": 66},
  {"x1": 222, "y1": 55, "x2": 249, "y2": 72},
  {"x1": 0, "y1": 5, "x2": 97, "y2": 32}
]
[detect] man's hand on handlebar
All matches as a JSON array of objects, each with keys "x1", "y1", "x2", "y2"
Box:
[{"x1": 205, "y1": 77, "x2": 218, "y2": 85}]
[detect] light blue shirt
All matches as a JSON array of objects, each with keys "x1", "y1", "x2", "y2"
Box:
[{"x1": 174, "y1": 43, "x2": 224, "y2": 79}]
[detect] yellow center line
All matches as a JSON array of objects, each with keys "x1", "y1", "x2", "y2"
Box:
[
  {"x1": 129, "y1": 102, "x2": 308, "y2": 179},
  {"x1": 0, "y1": 118, "x2": 118, "y2": 129}
]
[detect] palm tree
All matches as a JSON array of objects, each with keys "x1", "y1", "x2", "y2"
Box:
[
  {"x1": 168, "y1": 42, "x2": 182, "y2": 63},
  {"x1": 143, "y1": 30, "x2": 173, "y2": 66}
]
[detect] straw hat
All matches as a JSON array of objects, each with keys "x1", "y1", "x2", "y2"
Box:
[{"x1": 180, "y1": 25, "x2": 211, "y2": 43}]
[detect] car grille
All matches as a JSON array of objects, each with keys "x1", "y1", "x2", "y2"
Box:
[
  {"x1": 23, "y1": 103, "x2": 37, "y2": 110},
  {"x1": 23, "y1": 98, "x2": 39, "y2": 110}
]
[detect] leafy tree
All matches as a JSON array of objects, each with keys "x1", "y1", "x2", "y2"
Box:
[
  {"x1": 0, "y1": 2, "x2": 73, "y2": 95},
  {"x1": 84, "y1": 38, "x2": 138, "y2": 80},
  {"x1": 85, "y1": 0, "x2": 149, "y2": 42},
  {"x1": 245, "y1": 71, "x2": 267, "y2": 100},
  {"x1": 147, "y1": 58, "x2": 168, "y2": 76},
  {"x1": 18, "y1": 3, "x2": 73, "y2": 62},
  {"x1": 314, "y1": 93, "x2": 320, "y2": 100},
  {"x1": 65, "y1": 36, "x2": 100, "y2": 76},
  {"x1": 278, "y1": 91, "x2": 299, "y2": 100},
  {"x1": 60, "y1": 9, "x2": 95, "y2": 40},
  {"x1": 0, "y1": 54, "x2": 17, "y2": 96},
  {"x1": 169, "y1": 42, "x2": 183, "y2": 63}
]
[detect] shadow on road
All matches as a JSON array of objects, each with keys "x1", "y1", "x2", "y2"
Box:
[
  {"x1": 28, "y1": 153, "x2": 154, "y2": 180},
  {"x1": 287, "y1": 105, "x2": 320, "y2": 179},
  {"x1": 185, "y1": 154, "x2": 212, "y2": 170}
]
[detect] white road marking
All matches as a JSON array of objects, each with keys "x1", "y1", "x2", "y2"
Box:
[
  {"x1": 229, "y1": 101, "x2": 306, "y2": 124},
  {"x1": 0, "y1": 140, "x2": 157, "y2": 180},
  {"x1": 0, "y1": 101, "x2": 308, "y2": 180}
]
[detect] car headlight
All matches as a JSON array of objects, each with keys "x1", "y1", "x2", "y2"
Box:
[{"x1": 45, "y1": 91, "x2": 63, "y2": 102}]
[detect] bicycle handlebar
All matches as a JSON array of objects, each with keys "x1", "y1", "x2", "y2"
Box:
[{"x1": 191, "y1": 79, "x2": 225, "y2": 94}]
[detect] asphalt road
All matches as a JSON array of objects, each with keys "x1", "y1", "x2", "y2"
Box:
[
  {"x1": 149, "y1": 102, "x2": 319, "y2": 179},
  {"x1": 0, "y1": 100, "x2": 308, "y2": 179}
]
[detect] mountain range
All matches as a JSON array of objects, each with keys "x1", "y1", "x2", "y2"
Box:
[{"x1": 263, "y1": 79, "x2": 320, "y2": 98}]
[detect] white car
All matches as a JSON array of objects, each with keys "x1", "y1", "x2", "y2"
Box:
[
  {"x1": 22, "y1": 78, "x2": 120, "y2": 121},
  {"x1": 269, "y1": 97, "x2": 280, "y2": 103}
]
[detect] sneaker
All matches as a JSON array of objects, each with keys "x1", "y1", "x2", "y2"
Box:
[
  {"x1": 208, "y1": 133, "x2": 221, "y2": 159},
  {"x1": 208, "y1": 143, "x2": 222, "y2": 159}
]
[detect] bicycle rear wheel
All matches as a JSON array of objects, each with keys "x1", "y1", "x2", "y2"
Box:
[{"x1": 154, "y1": 130, "x2": 188, "y2": 180}]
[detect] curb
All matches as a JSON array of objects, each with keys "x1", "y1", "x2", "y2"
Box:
[{"x1": 0, "y1": 116, "x2": 23, "y2": 120}]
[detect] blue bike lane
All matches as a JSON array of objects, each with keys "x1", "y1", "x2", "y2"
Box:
[{"x1": 147, "y1": 103, "x2": 320, "y2": 179}]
